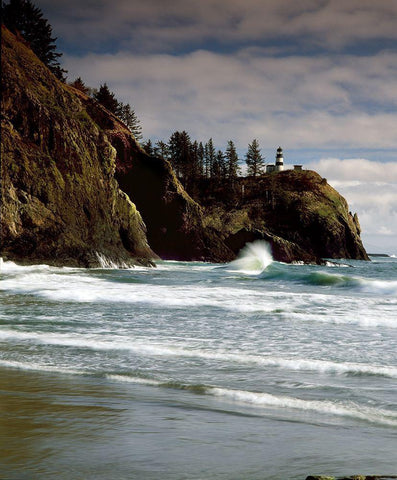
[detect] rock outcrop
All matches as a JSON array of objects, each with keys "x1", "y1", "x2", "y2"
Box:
[
  {"x1": 195, "y1": 172, "x2": 369, "y2": 263},
  {"x1": 1, "y1": 26, "x2": 157, "y2": 267},
  {"x1": 80, "y1": 95, "x2": 234, "y2": 263},
  {"x1": 1, "y1": 26, "x2": 233, "y2": 266}
]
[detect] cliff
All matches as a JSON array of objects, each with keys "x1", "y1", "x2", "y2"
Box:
[
  {"x1": 0, "y1": 26, "x2": 368, "y2": 266},
  {"x1": 194, "y1": 172, "x2": 369, "y2": 263},
  {"x1": 1, "y1": 26, "x2": 155, "y2": 267},
  {"x1": 0, "y1": 26, "x2": 232, "y2": 266},
  {"x1": 79, "y1": 96, "x2": 233, "y2": 263}
]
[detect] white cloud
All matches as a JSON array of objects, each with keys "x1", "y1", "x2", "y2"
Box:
[
  {"x1": 306, "y1": 158, "x2": 397, "y2": 183},
  {"x1": 63, "y1": 49, "x2": 397, "y2": 151}
]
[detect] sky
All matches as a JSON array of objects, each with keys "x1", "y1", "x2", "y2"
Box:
[{"x1": 34, "y1": 0, "x2": 397, "y2": 254}]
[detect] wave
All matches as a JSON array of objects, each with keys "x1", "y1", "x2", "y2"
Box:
[
  {"x1": 260, "y1": 263, "x2": 397, "y2": 295},
  {"x1": 105, "y1": 375, "x2": 397, "y2": 427},
  {"x1": 229, "y1": 241, "x2": 273, "y2": 274},
  {"x1": 1, "y1": 329, "x2": 396, "y2": 378},
  {"x1": 2, "y1": 358, "x2": 395, "y2": 426},
  {"x1": 209, "y1": 387, "x2": 397, "y2": 427},
  {"x1": 0, "y1": 359, "x2": 85, "y2": 376}
]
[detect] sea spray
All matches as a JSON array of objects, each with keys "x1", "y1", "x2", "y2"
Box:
[{"x1": 229, "y1": 241, "x2": 273, "y2": 274}]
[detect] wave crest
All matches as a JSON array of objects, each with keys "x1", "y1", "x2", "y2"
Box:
[{"x1": 229, "y1": 241, "x2": 273, "y2": 274}]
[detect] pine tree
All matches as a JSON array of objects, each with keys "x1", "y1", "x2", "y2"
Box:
[
  {"x1": 213, "y1": 150, "x2": 226, "y2": 180},
  {"x1": 197, "y1": 142, "x2": 205, "y2": 178},
  {"x1": 245, "y1": 139, "x2": 265, "y2": 177},
  {"x1": 204, "y1": 138, "x2": 216, "y2": 178},
  {"x1": 142, "y1": 139, "x2": 154, "y2": 156},
  {"x1": 2, "y1": 0, "x2": 66, "y2": 80},
  {"x1": 94, "y1": 83, "x2": 119, "y2": 115},
  {"x1": 225, "y1": 140, "x2": 240, "y2": 180},
  {"x1": 119, "y1": 103, "x2": 143, "y2": 141},
  {"x1": 70, "y1": 77, "x2": 89, "y2": 94},
  {"x1": 154, "y1": 141, "x2": 169, "y2": 159},
  {"x1": 168, "y1": 130, "x2": 192, "y2": 181}
]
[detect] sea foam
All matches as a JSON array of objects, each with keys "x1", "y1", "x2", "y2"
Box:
[
  {"x1": 229, "y1": 241, "x2": 273, "y2": 274},
  {"x1": 1, "y1": 329, "x2": 396, "y2": 378}
]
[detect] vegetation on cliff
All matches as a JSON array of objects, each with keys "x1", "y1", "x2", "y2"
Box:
[
  {"x1": 193, "y1": 171, "x2": 369, "y2": 263},
  {"x1": 0, "y1": 26, "x2": 231, "y2": 265},
  {"x1": 1, "y1": 26, "x2": 154, "y2": 267},
  {"x1": 1, "y1": 0, "x2": 66, "y2": 80}
]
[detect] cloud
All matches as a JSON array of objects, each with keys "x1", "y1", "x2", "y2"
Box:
[
  {"x1": 37, "y1": 0, "x2": 397, "y2": 54},
  {"x1": 63, "y1": 49, "x2": 397, "y2": 151},
  {"x1": 306, "y1": 158, "x2": 397, "y2": 183}
]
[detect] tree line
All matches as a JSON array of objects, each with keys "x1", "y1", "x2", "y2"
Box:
[{"x1": 141, "y1": 133, "x2": 267, "y2": 187}]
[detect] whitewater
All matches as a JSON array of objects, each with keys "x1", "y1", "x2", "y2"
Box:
[{"x1": 1, "y1": 242, "x2": 396, "y2": 479}]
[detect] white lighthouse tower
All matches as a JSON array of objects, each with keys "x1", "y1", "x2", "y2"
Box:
[{"x1": 275, "y1": 146, "x2": 284, "y2": 172}]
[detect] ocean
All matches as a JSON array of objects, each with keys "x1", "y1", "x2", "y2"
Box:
[{"x1": 1, "y1": 242, "x2": 396, "y2": 480}]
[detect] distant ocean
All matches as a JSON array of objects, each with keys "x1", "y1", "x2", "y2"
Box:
[{"x1": 1, "y1": 242, "x2": 396, "y2": 480}]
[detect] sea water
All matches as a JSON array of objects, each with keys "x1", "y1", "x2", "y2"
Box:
[{"x1": 0, "y1": 242, "x2": 396, "y2": 479}]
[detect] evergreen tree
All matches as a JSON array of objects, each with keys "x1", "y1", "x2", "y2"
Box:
[
  {"x1": 70, "y1": 77, "x2": 89, "y2": 94},
  {"x1": 189, "y1": 140, "x2": 202, "y2": 183},
  {"x1": 1, "y1": 0, "x2": 66, "y2": 80},
  {"x1": 168, "y1": 130, "x2": 192, "y2": 181},
  {"x1": 118, "y1": 102, "x2": 143, "y2": 141},
  {"x1": 204, "y1": 138, "x2": 216, "y2": 178},
  {"x1": 142, "y1": 139, "x2": 154, "y2": 156},
  {"x1": 245, "y1": 139, "x2": 265, "y2": 177},
  {"x1": 197, "y1": 142, "x2": 205, "y2": 178},
  {"x1": 94, "y1": 83, "x2": 119, "y2": 115},
  {"x1": 213, "y1": 150, "x2": 226, "y2": 180},
  {"x1": 154, "y1": 140, "x2": 169, "y2": 159},
  {"x1": 225, "y1": 140, "x2": 240, "y2": 180}
]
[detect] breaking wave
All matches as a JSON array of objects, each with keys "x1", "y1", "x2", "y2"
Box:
[
  {"x1": 1, "y1": 330, "x2": 396, "y2": 378},
  {"x1": 105, "y1": 375, "x2": 397, "y2": 427},
  {"x1": 229, "y1": 241, "x2": 273, "y2": 274}
]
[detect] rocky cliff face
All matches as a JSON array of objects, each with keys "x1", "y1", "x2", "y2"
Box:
[
  {"x1": 0, "y1": 26, "x2": 232, "y2": 266},
  {"x1": 1, "y1": 27, "x2": 154, "y2": 267},
  {"x1": 196, "y1": 171, "x2": 369, "y2": 263},
  {"x1": 80, "y1": 96, "x2": 234, "y2": 263}
]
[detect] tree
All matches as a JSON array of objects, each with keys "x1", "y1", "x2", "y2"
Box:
[
  {"x1": 118, "y1": 102, "x2": 143, "y2": 141},
  {"x1": 213, "y1": 150, "x2": 226, "y2": 180},
  {"x1": 142, "y1": 139, "x2": 154, "y2": 156},
  {"x1": 69, "y1": 77, "x2": 89, "y2": 94},
  {"x1": 94, "y1": 83, "x2": 119, "y2": 115},
  {"x1": 245, "y1": 139, "x2": 265, "y2": 177},
  {"x1": 1, "y1": 0, "x2": 66, "y2": 80},
  {"x1": 154, "y1": 140, "x2": 169, "y2": 159},
  {"x1": 197, "y1": 142, "x2": 205, "y2": 178},
  {"x1": 204, "y1": 138, "x2": 216, "y2": 178},
  {"x1": 168, "y1": 130, "x2": 192, "y2": 181},
  {"x1": 225, "y1": 140, "x2": 240, "y2": 180}
]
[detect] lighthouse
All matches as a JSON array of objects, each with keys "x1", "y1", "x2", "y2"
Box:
[{"x1": 275, "y1": 146, "x2": 284, "y2": 172}]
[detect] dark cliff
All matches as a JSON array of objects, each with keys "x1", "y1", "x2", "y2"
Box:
[
  {"x1": 79, "y1": 96, "x2": 233, "y2": 263},
  {"x1": 1, "y1": 27, "x2": 154, "y2": 267},
  {"x1": 194, "y1": 172, "x2": 369, "y2": 263},
  {"x1": 0, "y1": 26, "x2": 232, "y2": 266}
]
